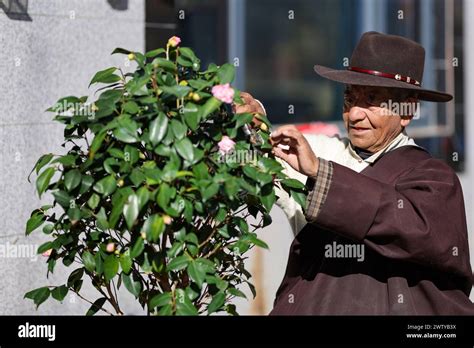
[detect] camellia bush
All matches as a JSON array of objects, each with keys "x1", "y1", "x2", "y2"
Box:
[{"x1": 25, "y1": 37, "x2": 307, "y2": 315}]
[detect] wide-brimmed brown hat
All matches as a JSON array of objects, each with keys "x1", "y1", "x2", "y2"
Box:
[{"x1": 314, "y1": 31, "x2": 453, "y2": 102}]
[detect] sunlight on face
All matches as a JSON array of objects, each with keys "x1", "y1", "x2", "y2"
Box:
[{"x1": 342, "y1": 85, "x2": 415, "y2": 153}]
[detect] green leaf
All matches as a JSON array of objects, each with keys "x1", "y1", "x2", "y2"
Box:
[
  {"x1": 177, "y1": 56, "x2": 193, "y2": 67},
  {"x1": 290, "y1": 189, "x2": 307, "y2": 208},
  {"x1": 36, "y1": 167, "x2": 55, "y2": 197},
  {"x1": 149, "y1": 292, "x2": 172, "y2": 310},
  {"x1": 143, "y1": 214, "x2": 165, "y2": 242},
  {"x1": 217, "y1": 63, "x2": 235, "y2": 84},
  {"x1": 158, "y1": 304, "x2": 173, "y2": 315},
  {"x1": 243, "y1": 165, "x2": 259, "y2": 181},
  {"x1": 130, "y1": 237, "x2": 144, "y2": 258},
  {"x1": 51, "y1": 285, "x2": 68, "y2": 302},
  {"x1": 64, "y1": 169, "x2": 82, "y2": 191},
  {"x1": 89, "y1": 131, "x2": 107, "y2": 158},
  {"x1": 199, "y1": 97, "x2": 221, "y2": 119},
  {"x1": 281, "y1": 178, "x2": 306, "y2": 190},
  {"x1": 149, "y1": 113, "x2": 168, "y2": 146},
  {"x1": 89, "y1": 67, "x2": 121, "y2": 86},
  {"x1": 123, "y1": 101, "x2": 140, "y2": 114},
  {"x1": 260, "y1": 190, "x2": 276, "y2": 211},
  {"x1": 26, "y1": 212, "x2": 45, "y2": 235},
  {"x1": 24, "y1": 287, "x2": 51, "y2": 309},
  {"x1": 120, "y1": 249, "x2": 132, "y2": 274},
  {"x1": 122, "y1": 272, "x2": 142, "y2": 298},
  {"x1": 145, "y1": 48, "x2": 166, "y2": 58},
  {"x1": 54, "y1": 154, "x2": 77, "y2": 167},
  {"x1": 151, "y1": 57, "x2": 177, "y2": 72},
  {"x1": 82, "y1": 251, "x2": 96, "y2": 273},
  {"x1": 96, "y1": 207, "x2": 109, "y2": 230},
  {"x1": 126, "y1": 75, "x2": 150, "y2": 96},
  {"x1": 228, "y1": 287, "x2": 247, "y2": 299},
  {"x1": 104, "y1": 255, "x2": 119, "y2": 282},
  {"x1": 166, "y1": 255, "x2": 189, "y2": 271},
  {"x1": 52, "y1": 190, "x2": 72, "y2": 209},
  {"x1": 175, "y1": 289, "x2": 198, "y2": 315},
  {"x1": 187, "y1": 261, "x2": 206, "y2": 288},
  {"x1": 37, "y1": 241, "x2": 53, "y2": 254},
  {"x1": 160, "y1": 85, "x2": 191, "y2": 98},
  {"x1": 157, "y1": 183, "x2": 171, "y2": 209},
  {"x1": 67, "y1": 268, "x2": 84, "y2": 291},
  {"x1": 182, "y1": 102, "x2": 200, "y2": 131},
  {"x1": 93, "y1": 175, "x2": 117, "y2": 196},
  {"x1": 202, "y1": 183, "x2": 219, "y2": 201},
  {"x1": 123, "y1": 193, "x2": 139, "y2": 230},
  {"x1": 87, "y1": 193, "x2": 100, "y2": 210},
  {"x1": 136, "y1": 186, "x2": 150, "y2": 211},
  {"x1": 207, "y1": 291, "x2": 226, "y2": 314},
  {"x1": 28, "y1": 153, "x2": 53, "y2": 182},
  {"x1": 111, "y1": 47, "x2": 132, "y2": 55},
  {"x1": 175, "y1": 138, "x2": 194, "y2": 162},
  {"x1": 86, "y1": 297, "x2": 107, "y2": 316},
  {"x1": 170, "y1": 119, "x2": 187, "y2": 140},
  {"x1": 113, "y1": 126, "x2": 139, "y2": 143}
]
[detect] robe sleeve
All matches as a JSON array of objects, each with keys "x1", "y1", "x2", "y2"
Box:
[{"x1": 307, "y1": 158, "x2": 473, "y2": 279}]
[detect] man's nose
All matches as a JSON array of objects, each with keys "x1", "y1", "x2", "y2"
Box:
[{"x1": 348, "y1": 106, "x2": 367, "y2": 123}]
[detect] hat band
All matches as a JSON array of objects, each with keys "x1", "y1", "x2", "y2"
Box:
[{"x1": 348, "y1": 66, "x2": 421, "y2": 86}]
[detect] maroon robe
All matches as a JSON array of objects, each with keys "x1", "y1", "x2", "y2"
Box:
[{"x1": 270, "y1": 145, "x2": 474, "y2": 315}]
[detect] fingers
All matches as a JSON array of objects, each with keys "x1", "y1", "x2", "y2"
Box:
[
  {"x1": 271, "y1": 146, "x2": 290, "y2": 161},
  {"x1": 234, "y1": 104, "x2": 255, "y2": 114},
  {"x1": 237, "y1": 92, "x2": 265, "y2": 114},
  {"x1": 270, "y1": 125, "x2": 302, "y2": 144}
]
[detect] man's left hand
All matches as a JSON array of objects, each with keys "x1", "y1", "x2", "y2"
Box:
[{"x1": 271, "y1": 125, "x2": 320, "y2": 177}]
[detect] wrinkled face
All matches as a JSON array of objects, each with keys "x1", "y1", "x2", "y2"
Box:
[{"x1": 342, "y1": 85, "x2": 415, "y2": 153}]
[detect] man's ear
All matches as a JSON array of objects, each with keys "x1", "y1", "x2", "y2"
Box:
[
  {"x1": 400, "y1": 115, "x2": 412, "y2": 127},
  {"x1": 400, "y1": 97, "x2": 418, "y2": 127}
]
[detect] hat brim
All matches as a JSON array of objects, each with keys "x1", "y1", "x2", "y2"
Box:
[{"x1": 314, "y1": 65, "x2": 453, "y2": 102}]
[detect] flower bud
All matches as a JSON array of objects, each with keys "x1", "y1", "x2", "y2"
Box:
[
  {"x1": 163, "y1": 215, "x2": 172, "y2": 225},
  {"x1": 106, "y1": 242, "x2": 115, "y2": 253},
  {"x1": 192, "y1": 93, "x2": 201, "y2": 102},
  {"x1": 117, "y1": 179, "x2": 125, "y2": 187},
  {"x1": 167, "y1": 36, "x2": 181, "y2": 48},
  {"x1": 179, "y1": 80, "x2": 188, "y2": 86},
  {"x1": 127, "y1": 53, "x2": 135, "y2": 60},
  {"x1": 260, "y1": 123, "x2": 269, "y2": 132}
]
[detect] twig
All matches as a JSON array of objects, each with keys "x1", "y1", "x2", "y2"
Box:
[{"x1": 70, "y1": 288, "x2": 115, "y2": 316}]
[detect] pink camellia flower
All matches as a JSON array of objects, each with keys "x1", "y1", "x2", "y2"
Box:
[
  {"x1": 211, "y1": 83, "x2": 234, "y2": 104},
  {"x1": 218, "y1": 135, "x2": 236, "y2": 155},
  {"x1": 167, "y1": 36, "x2": 181, "y2": 47},
  {"x1": 42, "y1": 249, "x2": 52, "y2": 257}
]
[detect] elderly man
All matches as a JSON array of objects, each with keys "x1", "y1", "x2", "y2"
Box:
[{"x1": 238, "y1": 32, "x2": 474, "y2": 314}]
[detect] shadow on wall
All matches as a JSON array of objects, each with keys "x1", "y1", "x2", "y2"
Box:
[
  {"x1": 107, "y1": 0, "x2": 128, "y2": 11},
  {"x1": 0, "y1": 0, "x2": 32, "y2": 21}
]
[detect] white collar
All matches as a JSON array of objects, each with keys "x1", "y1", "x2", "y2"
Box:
[{"x1": 348, "y1": 131, "x2": 418, "y2": 164}]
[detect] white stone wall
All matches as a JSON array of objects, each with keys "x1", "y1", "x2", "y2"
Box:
[{"x1": 0, "y1": 0, "x2": 145, "y2": 314}]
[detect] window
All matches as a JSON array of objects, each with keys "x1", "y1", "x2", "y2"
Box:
[{"x1": 145, "y1": 0, "x2": 465, "y2": 170}]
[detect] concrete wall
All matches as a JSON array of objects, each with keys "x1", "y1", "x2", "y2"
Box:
[{"x1": 0, "y1": 0, "x2": 145, "y2": 314}]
